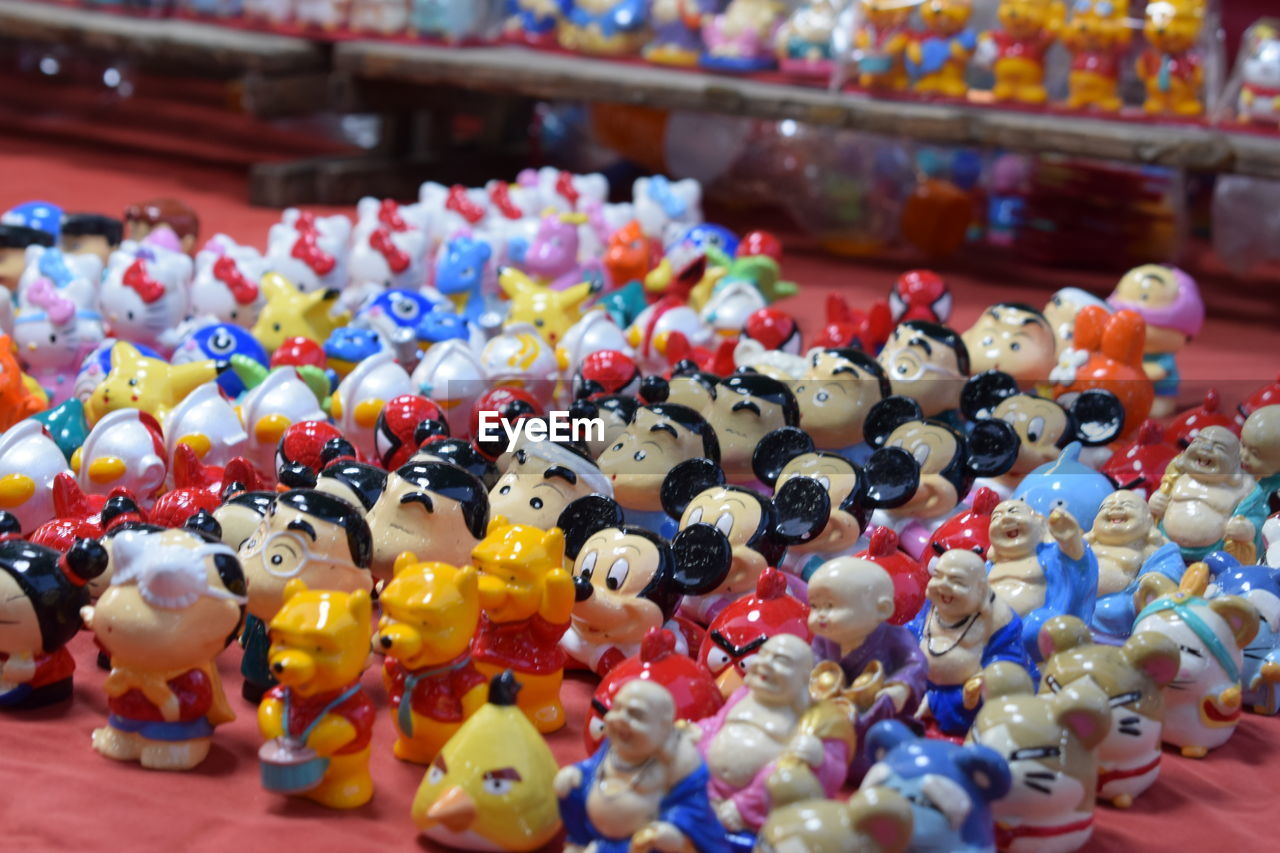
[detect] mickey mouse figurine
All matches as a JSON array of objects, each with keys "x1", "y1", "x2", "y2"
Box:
[
  {"x1": 555, "y1": 494, "x2": 726, "y2": 676},
  {"x1": 752, "y1": 426, "x2": 920, "y2": 581},
  {"x1": 863, "y1": 396, "x2": 1021, "y2": 560}
]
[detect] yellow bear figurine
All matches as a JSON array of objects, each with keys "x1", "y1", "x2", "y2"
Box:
[
  {"x1": 258, "y1": 580, "x2": 376, "y2": 810},
  {"x1": 1061, "y1": 0, "x2": 1132, "y2": 111},
  {"x1": 85, "y1": 341, "x2": 220, "y2": 428},
  {"x1": 1137, "y1": 0, "x2": 1205, "y2": 116},
  {"x1": 375, "y1": 555, "x2": 488, "y2": 765},
  {"x1": 854, "y1": 0, "x2": 913, "y2": 91},
  {"x1": 986, "y1": 0, "x2": 1066, "y2": 104},
  {"x1": 470, "y1": 518, "x2": 575, "y2": 733},
  {"x1": 908, "y1": 0, "x2": 977, "y2": 98},
  {"x1": 252, "y1": 272, "x2": 350, "y2": 354}
]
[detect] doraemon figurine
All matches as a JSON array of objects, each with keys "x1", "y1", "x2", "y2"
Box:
[
  {"x1": 172, "y1": 323, "x2": 268, "y2": 398},
  {"x1": 862, "y1": 719, "x2": 1011, "y2": 853},
  {"x1": 0, "y1": 538, "x2": 107, "y2": 708},
  {"x1": 1010, "y1": 442, "x2": 1114, "y2": 534},
  {"x1": 358, "y1": 288, "x2": 438, "y2": 364},
  {"x1": 324, "y1": 327, "x2": 386, "y2": 382}
]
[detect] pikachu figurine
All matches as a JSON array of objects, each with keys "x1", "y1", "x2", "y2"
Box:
[
  {"x1": 907, "y1": 0, "x2": 978, "y2": 98},
  {"x1": 1061, "y1": 0, "x2": 1133, "y2": 111},
  {"x1": 1137, "y1": 0, "x2": 1206, "y2": 116},
  {"x1": 984, "y1": 0, "x2": 1066, "y2": 104}
]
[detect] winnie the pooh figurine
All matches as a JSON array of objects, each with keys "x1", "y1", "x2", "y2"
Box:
[
  {"x1": 982, "y1": 0, "x2": 1066, "y2": 104},
  {"x1": 258, "y1": 579, "x2": 376, "y2": 809},
  {"x1": 1137, "y1": 0, "x2": 1206, "y2": 116},
  {"x1": 375, "y1": 554, "x2": 488, "y2": 764},
  {"x1": 471, "y1": 518, "x2": 575, "y2": 733},
  {"x1": 907, "y1": 0, "x2": 977, "y2": 98},
  {"x1": 1061, "y1": 0, "x2": 1132, "y2": 111}
]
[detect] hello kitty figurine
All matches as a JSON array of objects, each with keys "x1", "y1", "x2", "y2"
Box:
[
  {"x1": 1238, "y1": 20, "x2": 1280, "y2": 125},
  {"x1": 99, "y1": 243, "x2": 192, "y2": 357},
  {"x1": 191, "y1": 236, "x2": 267, "y2": 328},
  {"x1": 17, "y1": 246, "x2": 102, "y2": 312},
  {"x1": 264, "y1": 210, "x2": 352, "y2": 294},
  {"x1": 348, "y1": 224, "x2": 429, "y2": 299},
  {"x1": 14, "y1": 285, "x2": 106, "y2": 405},
  {"x1": 632, "y1": 176, "x2": 702, "y2": 241}
]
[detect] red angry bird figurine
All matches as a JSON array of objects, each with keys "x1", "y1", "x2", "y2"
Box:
[
  {"x1": 1101, "y1": 419, "x2": 1179, "y2": 498},
  {"x1": 923, "y1": 487, "x2": 1001, "y2": 578},
  {"x1": 857, "y1": 526, "x2": 930, "y2": 626},
  {"x1": 1237, "y1": 375, "x2": 1280, "y2": 429},
  {"x1": 889, "y1": 270, "x2": 953, "y2": 325},
  {"x1": 1167, "y1": 389, "x2": 1239, "y2": 449},
  {"x1": 1049, "y1": 306, "x2": 1153, "y2": 440},
  {"x1": 697, "y1": 567, "x2": 809, "y2": 698},
  {"x1": 375, "y1": 394, "x2": 444, "y2": 471},
  {"x1": 573, "y1": 350, "x2": 641, "y2": 401},
  {"x1": 742, "y1": 308, "x2": 802, "y2": 355},
  {"x1": 584, "y1": 627, "x2": 724, "y2": 755}
]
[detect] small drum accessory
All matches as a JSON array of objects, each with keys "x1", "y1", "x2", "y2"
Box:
[{"x1": 259, "y1": 684, "x2": 360, "y2": 794}]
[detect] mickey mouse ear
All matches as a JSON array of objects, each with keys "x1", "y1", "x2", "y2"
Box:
[
  {"x1": 556, "y1": 494, "x2": 625, "y2": 560},
  {"x1": 1070, "y1": 389, "x2": 1126, "y2": 446},
  {"x1": 862, "y1": 446, "x2": 921, "y2": 509},
  {"x1": 968, "y1": 419, "x2": 1021, "y2": 479},
  {"x1": 959, "y1": 370, "x2": 1020, "y2": 421},
  {"x1": 660, "y1": 458, "x2": 725, "y2": 521},
  {"x1": 773, "y1": 476, "x2": 832, "y2": 545},
  {"x1": 670, "y1": 523, "x2": 734, "y2": 596},
  {"x1": 751, "y1": 426, "x2": 815, "y2": 487},
  {"x1": 863, "y1": 396, "x2": 923, "y2": 448}
]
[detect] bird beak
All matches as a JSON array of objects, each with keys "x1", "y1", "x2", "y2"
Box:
[{"x1": 426, "y1": 786, "x2": 476, "y2": 832}]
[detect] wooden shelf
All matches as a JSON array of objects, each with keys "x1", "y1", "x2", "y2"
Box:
[
  {"x1": 0, "y1": 0, "x2": 326, "y2": 75},
  {"x1": 334, "y1": 40, "x2": 1280, "y2": 180}
]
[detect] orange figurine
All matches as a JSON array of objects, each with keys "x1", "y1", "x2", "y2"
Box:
[
  {"x1": 1061, "y1": 0, "x2": 1133, "y2": 111},
  {"x1": 0, "y1": 335, "x2": 48, "y2": 430},
  {"x1": 1049, "y1": 305, "x2": 1154, "y2": 440}
]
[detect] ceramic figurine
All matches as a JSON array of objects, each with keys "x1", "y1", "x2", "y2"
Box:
[
  {"x1": 264, "y1": 211, "x2": 352, "y2": 294},
  {"x1": 585, "y1": 627, "x2": 723, "y2": 754},
  {"x1": 980, "y1": 0, "x2": 1064, "y2": 103},
  {"x1": 877, "y1": 321, "x2": 970, "y2": 421},
  {"x1": 961, "y1": 371, "x2": 1126, "y2": 497},
  {"x1": 252, "y1": 273, "x2": 350, "y2": 355},
  {"x1": 349, "y1": 0, "x2": 408, "y2": 34},
  {"x1": 1010, "y1": 442, "x2": 1115, "y2": 538},
  {"x1": 275, "y1": 420, "x2": 348, "y2": 489},
  {"x1": 172, "y1": 323, "x2": 269, "y2": 398},
  {"x1": 517, "y1": 212, "x2": 600, "y2": 292},
  {"x1": 470, "y1": 519, "x2": 574, "y2": 732},
  {"x1": 163, "y1": 381, "x2": 250, "y2": 469},
  {"x1": 0, "y1": 420, "x2": 71, "y2": 533},
  {"x1": 852, "y1": 0, "x2": 912, "y2": 91},
  {"x1": 412, "y1": 437, "x2": 500, "y2": 491},
  {"x1": 862, "y1": 719, "x2": 1010, "y2": 853},
  {"x1": 753, "y1": 426, "x2": 920, "y2": 581},
  {"x1": 0, "y1": 224, "x2": 53, "y2": 291},
  {"x1": 412, "y1": 671, "x2": 562, "y2": 851},
  {"x1": 0, "y1": 334, "x2": 47, "y2": 426},
  {"x1": 775, "y1": 0, "x2": 841, "y2": 78},
  {"x1": 969, "y1": 661, "x2": 1109, "y2": 853},
  {"x1": 790, "y1": 347, "x2": 892, "y2": 462},
  {"x1": 72, "y1": 408, "x2": 167, "y2": 504},
  {"x1": 123, "y1": 197, "x2": 200, "y2": 256},
  {"x1": 705, "y1": 371, "x2": 801, "y2": 486},
  {"x1": 631, "y1": 175, "x2": 702, "y2": 242},
  {"x1": 698, "y1": 567, "x2": 810, "y2": 697},
  {"x1": 960, "y1": 304, "x2": 1058, "y2": 388},
  {"x1": 60, "y1": 212, "x2": 123, "y2": 266},
  {"x1": 925, "y1": 485, "x2": 999, "y2": 568},
  {"x1": 213, "y1": 490, "x2": 275, "y2": 552},
  {"x1": 0, "y1": 539, "x2": 106, "y2": 708},
  {"x1": 701, "y1": 0, "x2": 786, "y2": 72},
  {"x1": 1132, "y1": 568, "x2": 1259, "y2": 757},
  {"x1": 17, "y1": 244, "x2": 103, "y2": 312},
  {"x1": 372, "y1": 393, "x2": 444, "y2": 471},
  {"x1": 84, "y1": 527, "x2": 245, "y2": 770},
  {"x1": 237, "y1": 490, "x2": 374, "y2": 703},
  {"x1": 314, "y1": 458, "x2": 388, "y2": 516},
  {"x1": 1101, "y1": 423, "x2": 1177, "y2": 505},
  {"x1": 505, "y1": 0, "x2": 569, "y2": 47},
  {"x1": 430, "y1": 234, "x2": 492, "y2": 325},
  {"x1": 813, "y1": 293, "x2": 893, "y2": 353},
  {"x1": 331, "y1": 350, "x2": 414, "y2": 462},
  {"x1": 1042, "y1": 287, "x2": 1110, "y2": 358},
  {"x1": 559, "y1": 0, "x2": 651, "y2": 54},
  {"x1": 987, "y1": 500, "x2": 1098, "y2": 661},
  {"x1": 348, "y1": 221, "x2": 428, "y2": 295},
  {"x1": 1086, "y1": 490, "x2": 1167, "y2": 600},
  {"x1": 757, "y1": 771, "x2": 913, "y2": 853},
  {"x1": 1202, "y1": 552, "x2": 1280, "y2": 715},
  {"x1": 488, "y1": 439, "x2": 609, "y2": 531},
  {"x1": 364, "y1": 461, "x2": 489, "y2": 581},
  {"x1": 191, "y1": 236, "x2": 267, "y2": 327},
  {"x1": 913, "y1": 549, "x2": 1028, "y2": 736},
  {"x1": 664, "y1": 458, "x2": 830, "y2": 624},
  {"x1": 258, "y1": 581, "x2": 375, "y2": 808},
  {"x1": 808, "y1": 556, "x2": 928, "y2": 779},
  {"x1": 1242, "y1": 405, "x2": 1280, "y2": 507},
  {"x1": 235, "y1": 367, "x2": 328, "y2": 475},
  {"x1": 643, "y1": 0, "x2": 714, "y2": 65},
  {"x1": 906, "y1": 0, "x2": 977, "y2": 98},
  {"x1": 83, "y1": 342, "x2": 220, "y2": 431},
  {"x1": 863, "y1": 396, "x2": 1021, "y2": 560},
  {"x1": 556, "y1": 495, "x2": 722, "y2": 675},
  {"x1": 1106, "y1": 265, "x2": 1204, "y2": 419},
  {"x1": 1137, "y1": 0, "x2": 1206, "y2": 116},
  {"x1": 13, "y1": 289, "x2": 104, "y2": 406},
  {"x1": 99, "y1": 243, "x2": 193, "y2": 356},
  {"x1": 1038, "y1": 615, "x2": 1180, "y2": 809},
  {"x1": 498, "y1": 267, "x2": 598, "y2": 348},
  {"x1": 1061, "y1": 0, "x2": 1132, "y2": 110},
  {"x1": 557, "y1": 679, "x2": 729, "y2": 853},
  {"x1": 1149, "y1": 425, "x2": 1268, "y2": 563},
  {"x1": 697, "y1": 634, "x2": 856, "y2": 835},
  {"x1": 1238, "y1": 21, "x2": 1280, "y2": 125},
  {"x1": 1166, "y1": 390, "x2": 1237, "y2": 451},
  {"x1": 374, "y1": 556, "x2": 487, "y2": 764}
]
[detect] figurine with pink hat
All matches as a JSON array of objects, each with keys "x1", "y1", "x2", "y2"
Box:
[{"x1": 1108, "y1": 264, "x2": 1205, "y2": 418}]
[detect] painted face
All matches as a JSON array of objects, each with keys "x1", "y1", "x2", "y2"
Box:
[
  {"x1": 807, "y1": 561, "x2": 891, "y2": 648},
  {"x1": 489, "y1": 450, "x2": 596, "y2": 530},
  {"x1": 976, "y1": 719, "x2": 1089, "y2": 820},
  {"x1": 667, "y1": 374, "x2": 716, "y2": 411},
  {"x1": 681, "y1": 487, "x2": 767, "y2": 597},
  {"x1": 992, "y1": 396, "x2": 1069, "y2": 475},
  {"x1": 1113, "y1": 265, "x2": 1180, "y2": 310},
  {"x1": 1043, "y1": 289, "x2": 1106, "y2": 355},
  {"x1": 239, "y1": 505, "x2": 368, "y2": 620},
  {"x1": 879, "y1": 326, "x2": 964, "y2": 417},
  {"x1": 598, "y1": 408, "x2": 709, "y2": 511},
  {"x1": 927, "y1": 550, "x2": 988, "y2": 621},
  {"x1": 1241, "y1": 406, "x2": 1280, "y2": 480},
  {"x1": 795, "y1": 352, "x2": 883, "y2": 447},
  {"x1": 213, "y1": 502, "x2": 269, "y2": 551},
  {"x1": 989, "y1": 500, "x2": 1045, "y2": 560},
  {"x1": 775, "y1": 453, "x2": 862, "y2": 554},
  {"x1": 571, "y1": 529, "x2": 666, "y2": 645},
  {"x1": 962, "y1": 306, "x2": 1056, "y2": 383},
  {"x1": 603, "y1": 681, "x2": 673, "y2": 761},
  {"x1": 883, "y1": 422, "x2": 960, "y2": 519},
  {"x1": 0, "y1": 571, "x2": 40, "y2": 657},
  {"x1": 708, "y1": 385, "x2": 792, "y2": 480},
  {"x1": 365, "y1": 474, "x2": 479, "y2": 580},
  {"x1": 744, "y1": 634, "x2": 813, "y2": 706},
  {"x1": 1091, "y1": 490, "x2": 1151, "y2": 545},
  {"x1": 1178, "y1": 427, "x2": 1241, "y2": 483}
]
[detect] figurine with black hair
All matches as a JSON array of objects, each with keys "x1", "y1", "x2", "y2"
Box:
[
  {"x1": 704, "y1": 371, "x2": 801, "y2": 488},
  {"x1": 960, "y1": 302, "x2": 1058, "y2": 388},
  {"x1": 213, "y1": 490, "x2": 275, "y2": 551},
  {"x1": 863, "y1": 395, "x2": 1021, "y2": 560},
  {"x1": 877, "y1": 320, "x2": 971, "y2": 425},
  {"x1": 793, "y1": 347, "x2": 894, "y2": 464},
  {"x1": 490, "y1": 437, "x2": 612, "y2": 530},
  {"x1": 642, "y1": 360, "x2": 719, "y2": 412},
  {"x1": 0, "y1": 537, "x2": 107, "y2": 708},
  {"x1": 85, "y1": 527, "x2": 246, "y2": 770},
  {"x1": 753, "y1": 426, "x2": 920, "y2": 582},
  {"x1": 365, "y1": 461, "x2": 490, "y2": 582},
  {"x1": 316, "y1": 459, "x2": 389, "y2": 515},
  {"x1": 0, "y1": 223, "x2": 54, "y2": 290},
  {"x1": 412, "y1": 437, "x2": 500, "y2": 490},
  {"x1": 597, "y1": 402, "x2": 722, "y2": 537},
  {"x1": 960, "y1": 370, "x2": 1126, "y2": 496},
  {"x1": 60, "y1": 212, "x2": 123, "y2": 266},
  {"x1": 662, "y1": 457, "x2": 831, "y2": 624},
  {"x1": 238, "y1": 489, "x2": 374, "y2": 703},
  {"x1": 555, "y1": 494, "x2": 729, "y2": 675},
  {"x1": 568, "y1": 394, "x2": 639, "y2": 458}
]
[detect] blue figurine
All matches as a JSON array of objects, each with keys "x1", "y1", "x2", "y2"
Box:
[
  {"x1": 417, "y1": 307, "x2": 471, "y2": 346},
  {"x1": 175, "y1": 323, "x2": 268, "y2": 398},
  {"x1": 433, "y1": 234, "x2": 492, "y2": 324},
  {"x1": 1205, "y1": 551, "x2": 1280, "y2": 715},
  {"x1": 1091, "y1": 541, "x2": 1185, "y2": 642},
  {"x1": 1011, "y1": 442, "x2": 1114, "y2": 533},
  {"x1": 682, "y1": 223, "x2": 740, "y2": 260},
  {"x1": 505, "y1": 0, "x2": 571, "y2": 46},
  {"x1": 412, "y1": 0, "x2": 502, "y2": 40},
  {"x1": 561, "y1": 0, "x2": 650, "y2": 55},
  {"x1": 863, "y1": 719, "x2": 1011, "y2": 853},
  {"x1": 556, "y1": 679, "x2": 729, "y2": 853},
  {"x1": 3, "y1": 201, "x2": 63, "y2": 241},
  {"x1": 359, "y1": 288, "x2": 438, "y2": 363},
  {"x1": 323, "y1": 327, "x2": 385, "y2": 384}
]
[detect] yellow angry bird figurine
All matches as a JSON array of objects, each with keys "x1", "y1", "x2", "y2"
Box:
[
  {"x1": 411, "y1": 671, "x2": 562, "y2": 852},
  {"x1": 1137, "y1": 0, "x2": 1206, "y2": 116},
  {"x1": 470, "y1": 517, "x2": 574, "y2": 733},
  {"x1": 375, "y1": 555, "x2": 488, "y2": 765},
  {"x1": 85, "y1": 341, "x2": 220, "y2": 428},
  {"x1": 497, "y1": 267, "x2": 597, "y2": 347},
  {"x1": 252, "y1": 272, "x2": 350, "y2": 354},
  {"x1": 258, "y1": 579, "x2": 376, "y2": 810},
  {"x1": 1061, "y1": 0, "x2": 1132, "y2": 111}
]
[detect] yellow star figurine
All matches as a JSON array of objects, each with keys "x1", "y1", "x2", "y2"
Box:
[{"x1": 85, "y1": 342, "x2": 221, "y2": 427}]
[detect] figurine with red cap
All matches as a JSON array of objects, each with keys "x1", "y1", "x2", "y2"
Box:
[
  {"x1": 374, "y1": 394, "x2": 444, "y2": 471},
  {"x1": 856, "y1": 526, "x2": 929, "y2": 627},
  {"x1": 698, "y1": 567, "x2": 810, "y2": 698},
  {"x1": 889, "y1": 269, "x2": 952, "y2": 325},
  {"x1": 275, "y1": 421, "x2": 348, "y2": 490},
  {"x1": 1101, "y1": 420, "x2": 1179, "y2": 498},
  {"x1": 1166, "y1": 388, "x2": 1238, "y2": 449},
  {"x1": 572, "y1": 350, "x2": 641, "y2": 401}
]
